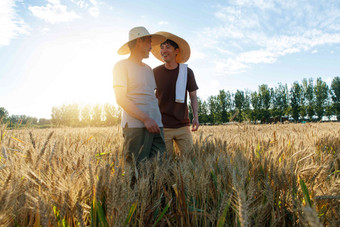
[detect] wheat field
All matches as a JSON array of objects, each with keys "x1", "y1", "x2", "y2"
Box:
[{"x1": 0, "y1": 123, "x2": 339, "y2": 226}]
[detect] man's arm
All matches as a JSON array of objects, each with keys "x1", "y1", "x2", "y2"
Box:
[
  {"x1": 114, "y1": 86, "x2": 160, "y2": 133},
  {"x1": 189, "y1": 90, "x2": 199, "y2": 131}
]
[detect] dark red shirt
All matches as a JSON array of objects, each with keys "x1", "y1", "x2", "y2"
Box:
[{"x1": 153, "y1": 64, "x2": 198, "y2": 128}]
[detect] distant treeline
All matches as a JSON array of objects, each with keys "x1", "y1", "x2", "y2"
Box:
[
  {"x1": 0, "y1": 110, "x2": 50, "y2": 127},
  {"x1": 50, "y1": 103, "x2": 121, "y2": 127},
  {"x1": 1, "y1": 77, "x2": 339, "y2": 127},
  {"x1": 0, "y1": 103, "x2": 121, "y2": 127},
  {"x1": 190, "y1": 77, "x2": 340, "y2": 124}
]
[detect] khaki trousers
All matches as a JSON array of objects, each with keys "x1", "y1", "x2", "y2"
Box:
[{"x1": 164, "y1": 126, "x2": 193, "y2": 156}]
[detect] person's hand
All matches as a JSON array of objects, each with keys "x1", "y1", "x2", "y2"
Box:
[
  {"x1": 192, "y1": 118, "x2": 199, "y2": 131},
  {"x1": 143, "y1": 117, "x2": 161, "y2": 133}
]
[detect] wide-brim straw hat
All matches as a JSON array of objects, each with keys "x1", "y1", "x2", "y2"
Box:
[
  {"x1": 151, "y1": 31, "x2": 191, "y2": 63},
  {"x1": 117, "y1": 27, "x2": 166, "y2": 55}
]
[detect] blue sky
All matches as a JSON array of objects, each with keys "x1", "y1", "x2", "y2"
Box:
[{"x1": 1, "y1": 0, "x2": 339, "y2": 119}]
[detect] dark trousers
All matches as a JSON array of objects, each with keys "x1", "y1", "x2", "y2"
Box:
[{"x1": 123, "y1": 127, "x2": 166, "y2": 167}]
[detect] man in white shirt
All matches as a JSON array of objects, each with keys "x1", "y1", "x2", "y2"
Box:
[{"x1": 113, "y1": 27, "x2": 166, "y2": 166}]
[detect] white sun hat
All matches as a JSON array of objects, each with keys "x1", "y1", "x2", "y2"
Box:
[{"x1": 117, "y1": 26, "x2": 166, "y2": 55}]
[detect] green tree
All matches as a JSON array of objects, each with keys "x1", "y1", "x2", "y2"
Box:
[
  {"x1": 290, "y1": 82, "x2": 302, "y2": 122},
  {"x1": 0, "y1": 107, "x2": 9, "y2": 123},
  {"x1": 217, "y1": 90, "x2": 231, "y2": 123},
  {"x1": 197, "y1": 97, "x2": 209, "y2": 124},
  {"x1": 92, "y1": 104, "x2": 103, "y2": 126},
  {"x1": 314, "y1": 77, "x2": 329, "y2": 121},
  {"x1": 19, "y1": 115, "x2": 28, "y2": 124},
  {"x1": 272, "y1": 83, "x2": 288, "y2": 122},
  {"x1": 60, "y1": 105, "x2": 70, "y2": 125},
  {"x1": 325, "y1": 98, "x2": 334, "y2": 121},
  {"x1": 8, "y1": 115, "x2": 19, "y2": 127},
  {"x1": 51, "y1": 106, "x2": 62, "y2": 126},
  {"x1": 250, "y1": 91, "x2": 261, "y2": 123},
  {"x1": 242, "y1": 90, "x2": 251, "y2": 122},
  {"x1": 26, "y1": 116, "x2": 38, "y2": 125},
  {"x1": 7, "y1": 115, "x2": 35, "y2": 126},
  {"x1": 68, "y1": 104, "x2": 80, "y2": 126},
  {"x1": 81, "y1": 104, "x2": 92, "y2": 126},
  {"x1": 258, "y1": 84, "x2": 272, "y2": 123},
  {"x1": 299, "y1": 86, "x2": 307, "y2": 121},
  {"x1": 330, "y1": 76, "x2": 340, "y2": 121},
  {"x1": 207, "y1": 95, "x2": 220, "y2": 124},
  {"x1": 104, "y1": 103, "x2": 119, "y2": 126},
  {"x1": 60, "y1": 104, "x2": 80, "y2": 126},
  {"x1": 38, "y1": 118, "x2": 51, "y2": 125},
  {"x1": 51, "y1": 104, "x2": 79, "y2": 126},
  {"x1": 234, "y1": 90, "x2": 246, "y2": 122},
  {"x1": 302, "y1": 78, "x2": 315, "y2": 121}
]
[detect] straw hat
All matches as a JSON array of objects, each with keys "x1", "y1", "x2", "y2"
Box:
[
  {"x1": 117, "y1": 27, "x2": 166, "y2": 55},
  {"x1": 151, "y1": 31, "x2": 191, "y2": 63}
]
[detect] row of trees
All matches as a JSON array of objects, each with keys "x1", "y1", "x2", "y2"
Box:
[
  {"x1": 1, "y1": 77, "x2": 339, "y2": 127},
  {"x1": 51, "y1": 103, "x2": 121, "y2": 127},
  {"x1": 0, "y1": 103, "x2": 121, "y2": 127},
  {"x1": 191, "y1": 77, "x2": 339, "y2": 124},
  {"x1": 0, "y1": 107, "x2": 51, "y2": 127}
]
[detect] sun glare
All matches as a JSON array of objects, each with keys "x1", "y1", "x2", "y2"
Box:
[{"x1": 18, "y1": 29, "x2": 129, "y2": 118}]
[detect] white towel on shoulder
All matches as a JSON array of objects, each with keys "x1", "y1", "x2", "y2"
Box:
[{"x1": 175, "y1": 63, "x2": 188, "y2": 103}]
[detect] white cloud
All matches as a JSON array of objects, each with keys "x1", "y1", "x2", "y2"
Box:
[
  {"x1": 40, "y1": 27, "x2": 50, "y2": 35},
  {"x1": 0, "y1": 0, "x2": 30, "y2": 46},
  {"x1": 88, "y1": 0, "x2": 99, "y2": 17},
  {"x1": 89, "y1": 0, "x2": 98, "y2": 5},
  {"x1": 190, "y1": 49, "x2": 206, "y2": 61},
  {"x1": 89, "y1": 7, "x2": 99, "y2": 17},
  {"x1": 233, "y1": 0, "x2": 275, "y2": 10},
  {"x1": 214, "y1": 59, "x2": 248, "y2": 75},
  {"x1": 231, "y1": 31, "x2": 340, "y2": 66},
  {"x1": 237, "y1": 50, "x2": 276, "y2": 64},
  {"x1": 71, "y1": 0, "x2": 87, "y2": 8},
  {"x1": 213, "y1": 46, "x2": 234, "y2": 55},
  {"x1": 69, "y1": 0, "x2": 100, "y2": 17},
  {"x1": 214, "y1": 7, "x2": 260, "y2": 30},
  {"x1": 199, "y1": 1, "x2": 340, "y2": 74},
  {"x1": 158, "y1": 21, "x2": 169, "y2": 25},
  {"x1": 205, "y1": 25, "x2": 245, "y2": 40},
  {"x1": 199, "y1": 79, "x2": 223, "y2": 99},
  {"x1": 29, "y1": 0, "x2": 80, "y2": 24}
]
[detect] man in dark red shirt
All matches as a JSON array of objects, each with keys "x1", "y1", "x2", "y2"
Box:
[{"x1": 152, "y1": 32, "x2": 199, "y2": 156}]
